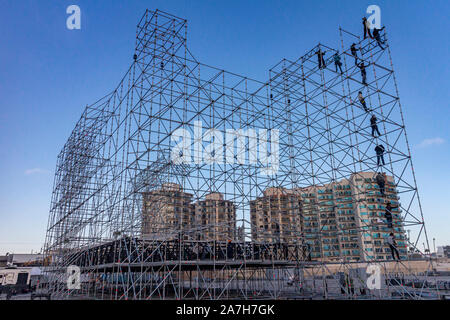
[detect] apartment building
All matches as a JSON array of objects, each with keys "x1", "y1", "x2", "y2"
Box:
[
  {"x1": 142, "y1": 173, "x2": 407, "y2": 262},
  {"x1": 350, "y1": 172, "x2": 407, "y2": 261},
  {"x1": 300, "y1": 180, "x2": 354, "y2": 261},
  {"x1": 297, "y1": 172, "x2": 407, "y2": 262},
  {"x1": 142, "y1": 186, "x2": 237, "y2": 241},
  {"x1": 250, "y1": 187, "x2": 303, "y2": 244},
  {"x1": 141, "y1": 183, "x2": 195, "y2": 239},
  {"x1": 194, "y1": 192, "x2": 236, "y2": 241}
]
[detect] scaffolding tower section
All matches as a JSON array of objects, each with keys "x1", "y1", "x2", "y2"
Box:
[{"x1": 42, "y1": 9, "x2": 438, "y2": 300}]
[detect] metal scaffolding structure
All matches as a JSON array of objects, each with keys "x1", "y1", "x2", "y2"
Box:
[{"x1": 42, "y1": 9, "x2": 439, "y2": 300}]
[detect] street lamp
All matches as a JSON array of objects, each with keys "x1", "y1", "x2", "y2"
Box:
[{"x1": 433, "y1": 238, "x2": 436, "y2": 259}]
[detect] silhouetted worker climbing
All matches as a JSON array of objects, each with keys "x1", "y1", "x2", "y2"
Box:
[
  {"x1": 371, "y1": 115, "x2": 381, "y2": 137},
  {"x1": 385, "y1": 202, "x2": 398, "y2": 229},
  {"x1": 362, "y1": 17, "x2": 373, "y2": 39},
  {"x1": 316, "y1": 49, "x2": 326, "y2": 69},
  {"x1": 358, "y1": 62, "x2": 368, "y2": 85},
  {"x1": 350, "y1": 43, "x2": 359, "y2": 65},
  {"x1": 373, "y1": 26, "x2": 386, "y2": 50},
  {"x1": 376, "y1": 172, "x2": 386, "y2": 196},
  {"x1": 387, "y1": 232, "x2": 401, "y2": 261},
  {"x1": 358, "y1": 91, "x2": 369, "y2": 112},
  {"x1": 375, "y1": 144, "x2": 385, "y2": 166},
  {"x1": 333, "y1": 52, "x2": 343, "y2": 73}
]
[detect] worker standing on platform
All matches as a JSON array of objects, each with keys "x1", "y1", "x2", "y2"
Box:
[
  {"x1": 373, "y1": 26, "x2": 386, "y2": 50},
  {"x1": 387, "y1": 233, "x2": 401, "y2": 261},
  {"x1": 375, "y1": 144, "x2": 386, "y2": 166},
  {"x1": 192, "y1": 243, "x2": 199, "y2": 259},
  {"x1": 358, "y1": 91, "x2": 369, "y2": 112},
  {"x1": 333, "y1": 52, "x2": 343, "y2": 73},
  {"x1": 376, "y1": 172, "x2": 386, "y2": 196},
  {"x1": 351, "y1": 43, "x2": 359, "y2": 65},
  {"x1": 370, "y1": 115, "x2": 381, "y2": 137},
  {"x1": 227, "y1": 240, "x2": 235, "y2": 261},
  {"x1": 363, "y1": 17, "x2": 373, "y2": 39},
  {"x1": 316, "y1": 48, "x2": 326, "y2": 69},
  {"x1": 202, "y1": 243, "x2": 212, "y2": 260},
  {"x1": 358, "y1": 62, "x2": 368, "y2": 85}
]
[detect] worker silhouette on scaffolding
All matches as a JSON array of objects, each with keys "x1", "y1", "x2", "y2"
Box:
[
  {"x1": 333, "y1": 52, "x2": 343, "y2": 74},
  {"x1": 227, "y1": 240, "x2": 235, "y2": 261},
  {"x1": 362, "y1": 17, "x2": 373, "y2": 39},
  {"x1": 375, "y1": 172, "x2": 386, "y2": 196},
  {"x1": 357, "y1": 91, "x2": 370, "y2": 112},
  {"x1": 387, "y1": 232, "x2": 401, "y2": 261},
  {"x1": 373, "y1": 26, "x2": 386, "y2": 50},
  {"x1": 384, "y1": 202, "x2": 398, "y2": 229},
  {"x1": 350, "y1": 43, "x2": 359, "y2": 65},
  {"x1": 357, "y1": 62, "x2": 369, "y2": 86},
  {"x1": 375, "y1": 144, "x2": 385, "y2": 166},
  {"x1": 370, "y1": 114, "x2": 381, "y2": 137},
  {"x1": 316, "y1": 48, "x2": 326, "y2": 69},
  {"x1": 304, "y1": 243, "x2": 312, "y2": 261}
]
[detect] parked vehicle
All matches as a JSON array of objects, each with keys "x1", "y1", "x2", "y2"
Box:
[{"x1": 0, "y1": 267, "x2": 32, "y2": 298}]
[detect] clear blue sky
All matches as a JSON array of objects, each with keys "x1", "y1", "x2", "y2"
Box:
[{"x1": 0, "y1": 0, "x2": 449, "y2": 254}]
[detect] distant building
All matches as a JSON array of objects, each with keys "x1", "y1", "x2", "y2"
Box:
[
  {"x1": 3, "y1": 253, "x2": 44, "y2": 267},
  {"x1": 141, "y1": 173, "x2": 407, "y2": 263},
  {"x1": 194, "y1": 192, "x2": 236, "y2": 241},
  {"x1": 142, "y1": 185, "x2": 236, "y2": 241},
  {"x1": 297, "y1": 172, "x2": 407, "y2": 262},
  {"x1": 141, "y1": 183, "x2": 195, "y2": 240},
  {"x1": 250, "y1": 187, "x2": 303, "y2": 244},
  {"x1": 0, "y1": 256, "x2": 8, "y2": 267},
  {"x1": 437, "y1": 246, "x2": 450, "y2": 259}
]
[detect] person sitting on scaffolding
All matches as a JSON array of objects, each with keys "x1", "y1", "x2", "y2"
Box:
[
  {"x1": 375, "y1": 144, "x2": 386, "y2": 166},
  {"x1": 362, "y1": 17, "x2": 373, "y2": 39},
  {"x1": 384, "y1": 202, "x2": 398, "y2": 229},
  {"x1": 373, "y1": 26, "x2": 386, "y2": 50},
  {"x1": 333, "y1": 52, "x2": 343, "y2": 74},
  {"x1": 350, "y1": 43, "x2": 359, "y2": 65},
  {"x1": 357, "y1": 62, "x2": 369, "y2": 85},
  {"x1": 376, "y1": 172, "x2": 386, "y2": 196},
  {"x1": 370, "y1": 114, "x2": 381, "y2": 137},
  {"x1": 387, "y1": 232, "x2": 401, "y2": 261},
  {"x1": 357, "y1": 91, "x2": 370, "y2": 112},
  {"x1": 316, "y1": 48, "x2": 326, "y2": 69}
]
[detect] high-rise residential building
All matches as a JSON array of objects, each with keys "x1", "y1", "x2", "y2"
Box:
[
  {"x1": 142, "y1": 173, "x2": 407, "y2": 263},
  {"x1": 250, "y1": 187, "x2": 303, "y2": 244},
  {"x1": 350, "y1": 172, "x2": 407, "y2": 261},
  {"x1": 141, "y1": 183, "x2": 195, "y2": 239},
  {"x1": 194, "y1": 192, "x2": 236, "y2": 241},
  {"x1": 300, "y1": 181, "x2": 350, "y2": 261},
  {"x1": 297, "y1": 172, "x2": 407, "y2": 262}
]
